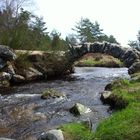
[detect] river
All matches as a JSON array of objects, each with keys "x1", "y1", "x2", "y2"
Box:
[{"x1": 0, "y1": 67, "x2": 129, "y2": 140}]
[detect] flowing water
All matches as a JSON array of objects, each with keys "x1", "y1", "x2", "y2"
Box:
[{"x1": 0, "y1": 67, "x2": 129, "y2": 140}]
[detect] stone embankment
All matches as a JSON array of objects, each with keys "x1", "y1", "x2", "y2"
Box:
[{"x1": 0, "y1": 45, "x2": 73, "y2": 89}]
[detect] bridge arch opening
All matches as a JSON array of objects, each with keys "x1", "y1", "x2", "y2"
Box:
[{"x1": 68, "y1": 42, "x2": 140, "y2": 74}]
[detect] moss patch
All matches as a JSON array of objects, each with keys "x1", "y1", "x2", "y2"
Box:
[{"x1": 41, "y1": 88, "x2": 64, "y2": 99}]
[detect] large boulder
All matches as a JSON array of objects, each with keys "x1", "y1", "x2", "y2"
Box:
[
  {"x1": 69, "y1": 103, "x2": 91, "y2": 116},
  {"x1": 0, "y1": 45, "x2": 16, "y2": 61},
  {"x1": 38, "y1": 129, "x2": 64, "y2": 140}
]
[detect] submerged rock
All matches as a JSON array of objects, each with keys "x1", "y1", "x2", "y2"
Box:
[
  {"x1": 41, "y1": 89, "x2": 65, "y2": 99},
  {"x1": 69, "y1": 103, "x2": 91, "y2": 116},
  {"x1": 38, "y1": 129, "x2": 64, "y2": 140}
]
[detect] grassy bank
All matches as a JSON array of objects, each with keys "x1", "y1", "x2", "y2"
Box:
[
  {"x1": 75, "y1": 53, "x2": 123, "y2": 67},
  {"x1": 62, "y1": 76, "x2": 140, "y2": 140}
]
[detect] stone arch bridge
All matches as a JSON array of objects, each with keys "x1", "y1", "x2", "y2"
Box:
[{"x1": 68, "y1": 42, "x2": 140, "y2": 74}]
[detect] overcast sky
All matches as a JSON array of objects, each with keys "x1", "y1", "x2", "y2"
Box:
[{"x1": 35, "y1": 0, "x2": 140, "y2": 46}]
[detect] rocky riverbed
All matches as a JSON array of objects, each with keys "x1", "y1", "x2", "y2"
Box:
[{"x1": 0, "y1": 67, "x2": 129, "y2": 140}]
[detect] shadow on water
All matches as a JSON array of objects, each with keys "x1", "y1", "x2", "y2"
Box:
[{"x1": 0, "y1": 67, "x2": 129, "y2": 139}]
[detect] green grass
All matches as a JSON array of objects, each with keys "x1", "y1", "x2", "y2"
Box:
[
  {"x1": 95, "y1": 79, "x2": 140, "y2": 140},
  {"x1": 61, "y1": 123, "x2": 94, "y2": 140},
  {"x1": 61, "y1": 78, "x2": 140, "y2": 140},
  {"x1": 75, "y1": 53, "x2": 123, "y2": 67},
  {"x1": 95, "y1": 105, "x2": 140, "y2": 140}
]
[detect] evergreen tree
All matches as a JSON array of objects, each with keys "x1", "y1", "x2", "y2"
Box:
[
  {"x1": 73, "y1": 18, "x2": 119, "y2": 44},
  {"x1": 128, "y1": 30, "x2": 140, "y2": 51},
  {"x1": 66, "y1": 34, "x2": 77, "y2": 46},
  {"x1": 73, "y1": 18, "x2": 103, "y2": 43}
]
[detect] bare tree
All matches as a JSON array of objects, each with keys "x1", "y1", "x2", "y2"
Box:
[
  {"x1": 0, "y1": 0, "x2": 33, "y2": 47},
  {"x1": 0, "y1": 0, "x2": 32, "y2": 16}
]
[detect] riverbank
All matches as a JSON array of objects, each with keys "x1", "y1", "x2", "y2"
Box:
[
  {"x1": 0, "y1": 67, "x2": 129, "y2": 139},
  {"x1": 0, "y1": 45, "x2": 74, "y2": 90},
  {"x1": 75, "y1": 53, "x2": 123, "y2": 67},
  {"x1": 61, "y1": 74, "x2": 140, "y2": 140}
]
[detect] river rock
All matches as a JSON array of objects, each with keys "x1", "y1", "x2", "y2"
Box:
[
  {"x1": 41, "y1": 89, "x2": 65, "y2": 99},
  {"x1": 69, "y1": 103, "x2": 91, "y2": 116},
  {"x1": 100, "y1": 91, "x2": 112, "y2": 104},
  {"x1": 128, "y1": 61, "x2": 140, "y2": 74},
  {"x1": 0, "y1": 45, "x2": 16, "y2": 61},
  {"x1": 38, "y1": 129, "x2": 64, "y2": 140},
  {"x1": 0, "y1": 72, "x2": 12, "y2": 81},
  {"x1": 11, "y1": 74, "x2": 25, "y2": 83},
  {"x1": 100, "y1": 91, "x2": 128, "y2": 109},
  {"x1": 0, "y1": 72, "x2": 12, "y2": 88}
]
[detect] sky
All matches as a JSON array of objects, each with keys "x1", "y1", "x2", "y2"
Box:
[{"x1": 34, "y1": 0, "x2": 140, "y2": 46}]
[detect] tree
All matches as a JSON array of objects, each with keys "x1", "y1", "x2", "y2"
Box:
[
  {"x1": 0, "y1": 0, "x2": 33, "y2": 48},
  {"x1": 99, "y1": 35, "x2": 119, "y2": 44},
  {"x1": 73, "y1": 18, "x2": 103, "y2": 43},
  {"x1": 51, "y1": 30, "x2": 61, "y2": 49},
  {"x1": 65, "y1": 34, "x2": 77, "y2": 46},
  {"x1": 30, "y1": 16, "x2": 50, "y2": 48},
  {"x1": 73, "y1": 18, "x2": 119, "y2": 44},
  {"x1": 128, "y1": 30, "x2": 140, "y2": 51},
  {"x1": 0, "y1": 0, "x2": 32, "y2": 20},
  {"x1": 0, "y1": 0, "x2": 52, "y2": 50}
]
